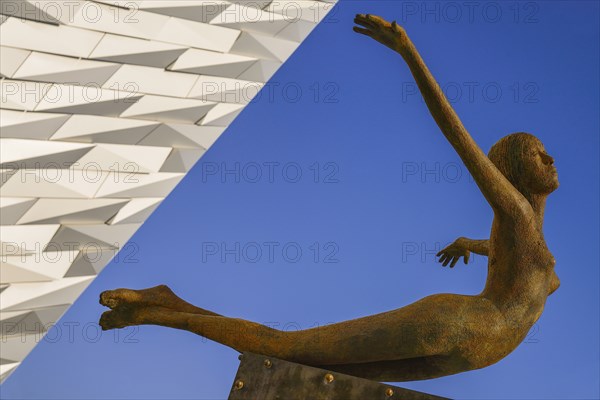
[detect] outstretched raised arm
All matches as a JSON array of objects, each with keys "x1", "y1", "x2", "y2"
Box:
[{"x1": 353, "y1": 15, "x2": 531, "y2": 218}]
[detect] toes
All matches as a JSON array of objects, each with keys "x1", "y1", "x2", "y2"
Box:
[
  {"x1": 99, "y1": 285, "x2": 177, "y2": 311},
  {"x1": 99, "y1": 290, "x2": 121, "y2": 309},
  {"x1": 99, "y1": 310, "x2": 124, "y2": 330},
  {"x1": 99, "y1": 288, "x2": 144, "y2": 308},
  {"x1": 99, "y1": 307, "x2": 141, "y2": 330}
]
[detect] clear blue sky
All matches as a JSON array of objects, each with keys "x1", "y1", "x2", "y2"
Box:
[{"x1": 2, "y1": 1, "x2": 599, "y2": 399}]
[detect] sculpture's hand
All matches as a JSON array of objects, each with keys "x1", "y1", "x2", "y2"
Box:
[
  {"x1": 353, "y1": 14, "x2": 407, "y2": 53},
  {"x1": 436, "y1": 238, "x2": 471, "y2": 268}
]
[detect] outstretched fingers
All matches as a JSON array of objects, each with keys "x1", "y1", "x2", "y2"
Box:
[
  {"x1": 437, "y1": 253, "x2": 448, "y2": 266},
  {"x1": 354, "y1": 14, "x2": 379, "y2": 27},
  {"x1": 352, "y1": 26, "x2": 373, "y2": 36},
  {"x1": 449, "y1": 256, "x2": 460, "y2": 268},
  {"x1": 442, "y1": 256, "x2": 452, "y2": 267},
  {"x1": 353, "y1": 15, "x2": 375, "y2": 37},
  {"x1": 437, "y1": 253, "x2": 470, "y2": 268}
]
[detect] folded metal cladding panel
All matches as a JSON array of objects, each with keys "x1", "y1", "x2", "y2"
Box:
[{"x1": 0, "y1": 0, "x2": 336, "y2": 382}]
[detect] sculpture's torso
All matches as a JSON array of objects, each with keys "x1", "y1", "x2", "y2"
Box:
[{"x1": 464, "y1": 212, "x2": 556, "y2": 369}]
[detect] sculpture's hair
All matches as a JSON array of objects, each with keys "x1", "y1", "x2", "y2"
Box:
[{"x1": 487, "y1": 132, "x2": 540, "y2": 198}]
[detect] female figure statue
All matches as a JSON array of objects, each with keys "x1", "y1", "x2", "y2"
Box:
[{"x1": 98, "y1": 15, "x2": 560, "y2": 381}]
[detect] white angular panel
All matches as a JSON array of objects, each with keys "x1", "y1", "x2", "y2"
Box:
[
  {"x1": 1, "y1": 79, "x2": 52, "y2": 111},
  {"x1": 188, "y1": 76, "x2": 263, "y2": 105},
  {"x1": 160, "y1": 148, "x2": 206, "y2": 172},
  {"x1": 0, "y1": 225, "x2": 61, "y2": 256},
  {"x1": 0, "y1": 46, "x2": 31, "y2": 78},
  {"x1": 1, "y1": 305, "x2": 69, "y2": 338},
  {"x1": 50, "y1": 115, "x2": 159, "y2": 144},
  {"x1": 167, "y1": 48, "x2": 257, "y2": 78},
  {"x1": 1, "y1": 168, "x2": 109, "y2": 198},
  {"x1": 199, "y1": 102, "x2": 245, "y2": 126},
  {"x1": 90, "y1": 34, "x2": 187, "y2": 68},
  {"x1": 230, "y1": 31, "x2": 297, "y2": 62},
  {"x1": 13, "y1": 52, "x2": 121, "y2": 85},
  {"x1": 0, "y1": 0, "x2": 337, "y2": 384},
  {"x1": 16, "y1": 198, "x2": 129, "y2": 225},
  {"x1": 0, "y1": 336, "x2": 39, "y2": 365},
  {"x1": 1, "y1": 363, "x2": 20, "y2": 382},
  {"x1": 0, "y1": 0, "x2": 57, "y2": 24},
  {"x1": 237, "y1": 58, "x2": 282, "y2": 82},
  {"x1": 138, "y1": 124, "x2": 226, "y2": 149},
  {"x1": 129, "y1": 1, "x2": 231, "y2": 23},
  {"x1": 96, "y1": 172, "x2": 184, "y2": 198},
  {"x1": 109, "y1": 198, "x2": 163, "y2": 225},
  {"x1": 275, "y1": 19, "x2": 318, "y2": 42},
  {"x1": 103, "y1": 64, "x2": 199, "y2": 98},
  {"x1": 0, "y1": 276, "x2": 95, "y2": 312},
  {"x1": 0, "y1": 110, "x2": 70, "y2": 140},
  {"x1": 64, "y1": 247, "x2": 117, "y2": 276},
  {"x1": 0, "y1": 169, "x2": 18, "y2": 187},
  {"x1": 0, "y1": 17, "x2": 103, "y2": 58},
  {"x1": 47, "y1": 224, "x2": 141, "y2": 253},
  {"x1": 0, "y1": 198, "x2": 37, "y2": 225},
  {"x1": 210, "y1": 3, "x2": 289, "y2": 37},
  {"x1": 74, "y1": 143, "x2": 172, "y2": 173},
  {"x1": 152, "y1": 17, "x2": 240, "y2": 53},
  {"x1": 1, "y1": 251, "x2": 81, "y2": 283},
  {"x1": 0, "y1": 139, "x2": 93, "y2": 168},
  {"x1": 119, "y1": 95, "x2": 216, "y2": 123},
  {"x1": 66, "y1": 2, "x2": 171, "y2": 41},
  {"x1": 0, "y1": 0, "x2": 81, "y2": 25},
  {"x1": 35, "y1": 84, "x2": 143, "y2": 116}
]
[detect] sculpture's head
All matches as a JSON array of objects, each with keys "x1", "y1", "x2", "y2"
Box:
[{"x1": 488, "y1": 132, "x2": 559, "y2": 198}]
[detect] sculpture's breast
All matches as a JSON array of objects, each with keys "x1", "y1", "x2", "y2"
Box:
[{"x1": 528, "y1": 233, "x2": 556, "y2": 271}]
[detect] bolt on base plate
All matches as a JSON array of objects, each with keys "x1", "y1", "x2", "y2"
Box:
[{"x1": 228, "y1": 352, "x2": 451, "y2": 400}]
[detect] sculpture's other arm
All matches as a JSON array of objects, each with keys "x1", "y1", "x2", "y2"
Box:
[
  {"x1": 437, "y1": 237, "x2": 489, "y2": 267},
  {"x1": 353, "y1": 15, "x2": 531, "y2": 219}
]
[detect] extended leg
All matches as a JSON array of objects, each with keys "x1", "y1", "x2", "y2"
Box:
[
  {"x1": 99, "y1": 303, "x2": 470, "y2": 381},
  {"x1": 99, "y1": 306, "x2": 296, "y2": 358},
  {"x1": 99, "y1": 288, "x2": 470, "y2": 366}
]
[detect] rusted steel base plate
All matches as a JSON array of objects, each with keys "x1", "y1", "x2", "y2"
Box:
[{"x1": 228, "y1": 352, "x2": 451, "y2": 400}]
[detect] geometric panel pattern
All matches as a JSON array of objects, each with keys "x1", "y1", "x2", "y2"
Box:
[{"x1": 0, "y1": 0, "x2": 336, "y2": 383}]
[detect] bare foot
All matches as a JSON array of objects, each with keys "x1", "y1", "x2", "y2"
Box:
[
  {"x1": 99, "y1": 305, "x2": 185, "y2": 331},
  {"x1": 99, "y1": 307, "x2": 138, "y2": 330},
  {"x1": 99, "y1": 285, "x2": 177, "y2": 310},
  {"x1": 99, "y1": 285, "x2": 221, "y2": 317}
]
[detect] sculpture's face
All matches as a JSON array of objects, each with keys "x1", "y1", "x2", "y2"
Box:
[{"x1": 521, "y1": 140, "x2": 559, "y2": 194}]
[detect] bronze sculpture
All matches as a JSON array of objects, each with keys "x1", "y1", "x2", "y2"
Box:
[{"x1": 98, "y1": 15, "x2": 560, "y2": 381}]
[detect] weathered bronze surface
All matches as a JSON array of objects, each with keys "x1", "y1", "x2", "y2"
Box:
[
  {"x1": 99, "y1": 15, "x2": 560, "y2": 382},
  {"x1": 228, "y1": 352, "x2": 450, "y2": 400}
]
